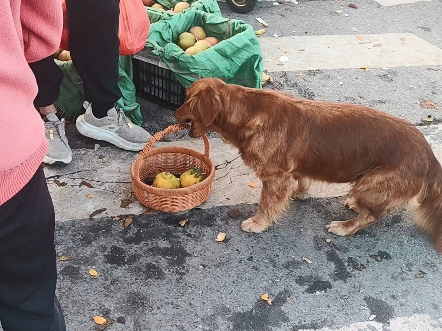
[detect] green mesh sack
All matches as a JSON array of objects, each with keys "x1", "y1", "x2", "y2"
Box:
[
  {"x1": 146, "y1": 10, "x2": 263, "y2": 88},
  {"x1": 55, "y1": 56, "x2": 143, "y2": 126},
  {"x1": 145, "y1": 0, "x2": 221, "y2": 18}
]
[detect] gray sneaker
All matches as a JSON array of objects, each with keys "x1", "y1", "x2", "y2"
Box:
[
  {"x1": 43, "y1": 113, "x2": 73, "y2": 164},
  {"x1": 76, "y1": 101, "x2": 152, "y2": 151}
]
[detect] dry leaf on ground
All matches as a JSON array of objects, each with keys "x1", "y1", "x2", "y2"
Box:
[
  {"x1": 348, "y1": 3, "x2": 358, "y2": 8},
  {"x1": 59, "y1": 256, "x2": 70, "y2": 261},
  {"x1": 255, "y1": 29, "x2": 266, "y2": 35},
  {"x1": 120, "y1": 199, "x2": 132, "y2": 208},
  {"x1": 356, "y1": 35, "x2": 365, "y2": 41},
  {"x1": 89, "y1": 269, "x2": 99, "y2": 277},
  {"x1": 93, "y1": 316, "x2": 107, "y2": 325},
  {"x1": 89, "y1": 208, "x2": 107, "y2": 219},
  {"x1": 86, "y1": 194, "x2": 93, "y2": 199},
  {"x1": 124, "y1": 216, "x2": 133, "y2": 229},
  {"x1": 54, "y1": 179, "x2": 67, "y2": 187},
  {"x1": 215, "y1": 232, "x2": 226, "y2": 242},
  {"x1": 178, "y1": 219, "x2": 188, "y2": 227},
  {"x1": 79, "y1": 180, "x2": 94, "y2": 188},
  {"x1": 360, "y1": 66, "x2": 370, "y2": 72},
  {"x1": 420, "y1": 100, "x2": 439, "y2": 110},
  {"x1": 256, "y1": 17, "x2": 269, "y2": 27},
  {"x1": 260, "y1": 293, "x2": 272, "y2": 305},
  {"x1": 248, "y1": 182, "x2": 259, "y2": 188}
]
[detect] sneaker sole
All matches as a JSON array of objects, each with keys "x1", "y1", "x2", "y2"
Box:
[
  {"x1": 76, "y1": 115, "x2": 147, "y2": 152},
  {"x1": 43, "y1": 153, "x2": 73, "y2": 165}
]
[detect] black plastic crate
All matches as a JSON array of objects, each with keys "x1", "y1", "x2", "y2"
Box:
[{"x1": 132, "y1": 54, "x2": 186, "y2": 110}]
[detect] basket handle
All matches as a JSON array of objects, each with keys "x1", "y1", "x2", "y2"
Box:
[{"x1": 140, "y1": 123, "x2": 211, "y2": 158}]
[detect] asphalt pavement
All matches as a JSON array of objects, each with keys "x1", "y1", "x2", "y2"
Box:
[{"x1": 17, "y1": 0, "x2": 442, "y2": 330}]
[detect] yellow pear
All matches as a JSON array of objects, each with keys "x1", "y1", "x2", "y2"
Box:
[
  {"x1": 151, "y1": 3, "x2": 165, "y2": 10},
  {"x1": 173, "y1": 1, "x2": 190, "y2": 12},
  {"x1": 178, "y1": 32, "x2": 196, "y2": 50},
  {"x1": 152, "y1": 172, "x2": 180, "y2": 189},
  {"x1": 194, "y1": 40, "x2": 211, "y2": 51},
  {"x1": 189, "y1": 26, "x2": 207, "y2": 40},
  {"x1": 184, "y1": 46, "x2": 202, "y2": 55}
]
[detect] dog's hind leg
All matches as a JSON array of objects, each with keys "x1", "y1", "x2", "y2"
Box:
[
  {"x1": 326, "y1": 170, "x2": 404, "y2": 236},
  {"x1": 241, "y1": 173, "x2": 294, "y2": 233}
]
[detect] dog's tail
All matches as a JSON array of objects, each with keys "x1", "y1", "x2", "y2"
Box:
[{"x1": 413, "y1": 162, "x2": 442, "y2": 252}]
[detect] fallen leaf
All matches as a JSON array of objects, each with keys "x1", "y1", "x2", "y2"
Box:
[
  {"x1": 335, "y1": 9, "x2": 343, "y2": 13},
  {"x1": 255, "y1": 28, "x2": 266, "y2": 35},
  {"x1": 260, "y1": 293, "x2": 272, "y2": 305},
  {"x1": 400, "y1": 37, "x2": 405, "y2": 41},
  {"x1": 89, "y1": 208, "x2": 107, "y2": 219},
  {"x1": 415, "y1": 273, "x2": 425, "y2": 279},
  {"x1": 286, "y1": 297, "x2": 291, "y2": 301},
  {"x1": 302, "y1": 257, "x2": 313, "y2": 264},
  {"x1": 420, "y1": 100, "x2": 439, "y2": 110},
  {"x1": 113, "y1": 216, "x2": 121, "y2": 221},
  {"x1": 360, "y1": 66, "x2": 370, "y2": 72},
  {"x1": 262, "y1": 72, "x2": 271, "y2": 84},
  {"x1": 351, "y1": 27, "x2": 358, "y2": 32},
  {"x1": 54, "y1": 179, "x2": 67, "y2": 187},
  {"x1": 124, "y1": 215, "x2": 133, "y2": 229},
  {"x1": 373, "y1": 43, "x2": 383, "y2": 47},
  {"x1": 248, "y1": 182, "x2": 259, "y2": 188},
  {"x1": 59, "y1": 255, "x2": 70, "y2": 261},
  {"x1": 356, "y1": 35, "x2": 365, "y2": 41},
  {"x1": 98, "y1": 154, "x2": 106, "y2": 159},
  {"x1": 178, "y1": 219, "x2": 188, "y2": 227},
  {"x1": 325, "y1": 238, "x2": 332, "y2": 243},
  {"x1": 370, "y1": 254, "x2": 382, "y2": 262},
  {"x1": 256, "y1": 17, "x2": 269, "y2": 27},
  {"x1": 215, "y1": 232, "x2": 226, "y2": 242},
  {"x1": 86, "y1": 194, "x2": 93, "y2": 199},
  {"x1": 93, "y1": 316, "x2": 107, "y2": 325},
  {"x1": 89, "y1": 269, "x2": 99, "y2": 277},
  {"x1": 79, "y1": 180, "x2": 94, "y2": 188},
  {"x1": 348, "y1": 3, "x2": 358, "y2": 8},
  {"x1": 120, "y1": 199, "x2": 132, "y2": 208},
  {"x1": 296, "y1": 73, "x2": 303, "y2": 77}
]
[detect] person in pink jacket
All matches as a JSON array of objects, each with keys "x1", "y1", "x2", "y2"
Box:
[{"x1": 0, "y1": 0, "x2": 66, "y2": 330}]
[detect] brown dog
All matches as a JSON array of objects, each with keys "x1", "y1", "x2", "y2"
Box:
[{"x1": 175, "y1": 78, "x2": 442, "y2": 252}]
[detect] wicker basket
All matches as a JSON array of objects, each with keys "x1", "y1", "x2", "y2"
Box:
[{"x1": 131, "y1": 124, "x2": 215, "y2": 212}]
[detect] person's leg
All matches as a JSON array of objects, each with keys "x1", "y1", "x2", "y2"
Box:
[
  {"x1": 29, "y1": 56, "x2": 72, "y2": 164},
  {"x1": 66, "y1": 0, "x2": 152, "y2": 151},
  {"x1": 0, "y1": 166, "x2": 66, "y2": 331},
  {"x1": 66, "y1": 0, "x2": 121, "y2": 117}
]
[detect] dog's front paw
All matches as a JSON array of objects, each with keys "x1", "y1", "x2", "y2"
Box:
[
  {"x1": 325, "y1": 221, "x2": 355, "y2": 236},
  {"x1": 241, "y1": 218, "x2": 269, "y2": 233}
]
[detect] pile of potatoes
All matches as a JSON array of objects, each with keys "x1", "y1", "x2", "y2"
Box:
[{"x1": 178, "y1": 26, "x2": 220, "y2": 55}]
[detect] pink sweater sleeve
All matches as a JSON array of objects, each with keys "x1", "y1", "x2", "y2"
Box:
[{"x1": 21, "y1": 0, "x2": 63, "y2": 63}]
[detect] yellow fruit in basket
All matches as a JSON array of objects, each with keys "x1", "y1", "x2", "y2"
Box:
[
  {"x1": 151, "y1": 3, "x2": 165, "y2": 10},
  {"x1": 194, "y1": 40, "x2": 211, "y2": 51},
  {"x1": 189, "y1": 26, "x2": 207, "y2": 40},
  {"x1": 152, "y1": 172, "x2": 180, "y2": 189},
  {"x1": 204, "y1": 36, "x2": 219, "y2": 46},
  {"x1": 184, "y1": 46, "x2": 202, "y2": 55},
  {"x1": 174, "y1": 1, "x2": 190, "y2": 12},
  {"x1": 180, "y1": 167, "x2": 206, "y2": 188},
  {"x1": 178, "y1": 32, "x2": 196, "y2": 50}
]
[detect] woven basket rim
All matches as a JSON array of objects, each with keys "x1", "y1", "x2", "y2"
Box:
[{"x1": 131, "y1": 146, "x2": 215, "y2": 196}]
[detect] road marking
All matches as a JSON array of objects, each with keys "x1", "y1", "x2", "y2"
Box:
[{"x1": 259, "y1": 33, "x2": 442, "y2": 72}]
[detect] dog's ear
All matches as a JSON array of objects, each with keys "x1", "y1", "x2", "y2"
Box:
[{"x1": 191, "y1": 81, "x2": 223, "y2": 127}]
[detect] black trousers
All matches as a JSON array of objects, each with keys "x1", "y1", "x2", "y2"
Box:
[
  {"x1": 66, "y1": 0, "x2": 122, "y2": 117},
  {"x1": 29, "y1": 56, "x2": 64, "y2": 109},
  {"x1": 0, "y1": 167, "x2": 66, "y2": 331}
]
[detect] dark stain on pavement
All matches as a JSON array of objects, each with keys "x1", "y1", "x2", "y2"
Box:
[
  {"x1": 228, "y1": 289, "x2": 290, "y2": 331},
  {"x1": 295, "y1": 275, "x2": 332, "y2": 293},
  {"x1": 59, "y1": 265, "x2": 81, "y2": 281},
  {"x1": 384, "y1": 214, "x2": 402, "y2": 227},
  {"x1": 149, "y1": 245, "x2": 191, "y2": 268},
  {"x1": 364, "y1": 296, "x2": 394, "y2": 323},
  {"x1": 347, "y1": 257, "x2": 366, "y2": 271},
  {"x1": 104, "y1": 245, "x2": 140, "y2": 266},
  {"x1": 293, "y1": 322, "x2": 323, "y2": 330},
  {"x1": 142, "y1": 262, "x2": 166, "y2": 280},
  {"x1": 326, "y1": 249, "x2": 352, "y2": 281}
]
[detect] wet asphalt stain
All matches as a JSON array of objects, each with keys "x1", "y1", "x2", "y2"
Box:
[
  {"x1": 142, "y1": 262, "x2": 166, "y2": 280},
  {"x1": 312, "y1": 235, "x2": 348, "y2": 253},
  {"x1": 149, "y1": 245, "x2": 191, "y2": 268},
  {"x1": 282, "y1": 258, "x2": 304, "y2": 270},
  {"x1": 364, "y1": 296, "x2": 394, "y2": 323},
  {"x1": 271, "y1": 72, "x2": 316, "y2": 100},
  {"x1": 126, "y1": 291, "x2": 153, "y2": 312},
  {"x1": 326, "y1": 249, "x2": 352, "y2": 282},
  {"x1": 104, "y1": 245, "x2": 140, "y2": 266},
  {"x1": 228, "y1": 289, "x2": 291, "y2": 331},
  {"x1": 293, "y1": 322, "x2": 323, "y2": 331},
  {"x1": 295, "y1": 275, "x2": 333, "y2": 294}
]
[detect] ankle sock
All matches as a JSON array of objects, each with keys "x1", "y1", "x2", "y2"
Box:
[{"x1": 92, "y1": 103, "x2": 115, "y2": 119}]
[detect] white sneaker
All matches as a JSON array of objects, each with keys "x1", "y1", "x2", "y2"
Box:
[
  {"x1": 43, "y1": 113, "x2": 73, "y2": 164},
  {"x1": 75, "y1": 101, "x2": 152, "y2": 151}
]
